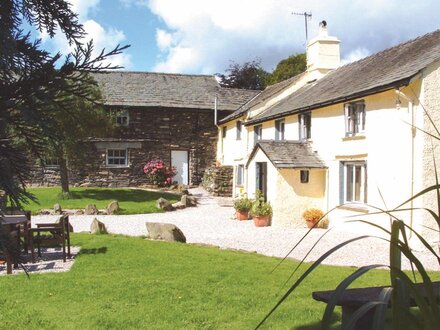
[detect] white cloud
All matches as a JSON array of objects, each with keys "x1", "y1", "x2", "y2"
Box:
[
  {"x1": 137, "y1": 0, "x2": 440, "y2": 74},
  {"x1": 156, "y1": 29, "x2": 173, "y2": 51},
  {"x1": 43, "y1": 0, "x2": 132, "y2": 69},
  {"x1": 340, "y1": 48, "x2": 370, "y2": 66}
]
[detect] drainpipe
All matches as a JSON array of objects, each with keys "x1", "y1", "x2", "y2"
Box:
[
  {"x1": 395, "y1": 89, "x2": 415, "y2": 234},
  {"x1": 214, "y1": 96, "x2": 218, "y2": 127}
]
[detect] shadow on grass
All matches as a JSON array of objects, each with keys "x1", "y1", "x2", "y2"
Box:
[
  {"x1": 68, "y1": 189, "x2": 179, "y2": 202},
  {"x1": 295, "y1": 312, "x2": 340, "y2": 330},
  {"x1": 78, "y1": 247, "x2": 108, "y2": 255}
]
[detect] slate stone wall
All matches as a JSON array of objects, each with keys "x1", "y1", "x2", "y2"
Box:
[
  {"x1": 202, "y1": 166, "x2": 233, "y2": 197},
  {"x1": 30, "y1": 107, "x2": 230, "y2": 187}
]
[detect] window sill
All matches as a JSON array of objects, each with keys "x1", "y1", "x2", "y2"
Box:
[
  {"x1": 338, "y1": 204, "x2": 369, "y2": 213},
  {"x1": 342, "y1": 134, "x2": 366, "y2": 141},
  {"x1": 105, "y1": 165, "x2": 130, "y2": 169}
]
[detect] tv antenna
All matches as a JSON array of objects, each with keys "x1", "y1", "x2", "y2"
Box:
[{"x1": 293, "y1": 11, "x2": 312, "y2": 43}]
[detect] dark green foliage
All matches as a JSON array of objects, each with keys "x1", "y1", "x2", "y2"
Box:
[
  {"x1": 265, "y1": 53, "x2": 307, "y2": 86},
  {"x1": 0, "y1": 0, "x2": 128, "y2": 207},
  {"x1": 218, "y1": 59, "x2": 269, "y2": 90}
]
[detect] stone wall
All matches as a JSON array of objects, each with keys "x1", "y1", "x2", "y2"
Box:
[
  {"x1": 30, "y1": 107, "x2": 230, "y2": 187},
  {"x1": 202, "y1": 166, "x2": 233, "y2": 197}
]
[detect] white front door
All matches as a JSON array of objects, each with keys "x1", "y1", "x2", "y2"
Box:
[{"x1": 171, "y1": 150, "x2": 189, "y2": 185}]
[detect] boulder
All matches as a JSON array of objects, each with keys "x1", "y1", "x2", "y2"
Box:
[
  {"x1": 75, "y1": 209, "x2": 84, "y2": 215},
  {"x1": 156, "y1": 198, "x2": 174, "y2": 211},
  {"x1": 90, "y1": 218, "x2": 108, "y2": 234},
  {"x1": 172, "y1": 201, "x2": 186, "y2": 210},
  {"x1": 54, "y1": 203, "x2": 62, "y2": 214},
  {"x1": 85, "y1": 204, "x2": 98, "y2": 215},
  {"x1": 186, "y1": 196, "x2": 197, "y2": 207},
  {"x1": 146, "y1": 222, "x2": 186, "y2": 243},
  {"x1": 107, "y1": 201, "x2": 120, "y2": 215}
]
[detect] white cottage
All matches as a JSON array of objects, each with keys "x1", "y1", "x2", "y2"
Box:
[{"x1": 217, "y1": 23, "x2": 440, "y2": 240}]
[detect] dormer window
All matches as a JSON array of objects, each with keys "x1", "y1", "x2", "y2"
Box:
[
  {"x1": 115, "y1": 110, "x2": 129, "y2": 126},
  {"x1": 344, "y1": 101, "x2": 365, "y2": 136}
]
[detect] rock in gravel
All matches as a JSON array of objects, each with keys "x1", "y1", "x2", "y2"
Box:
[
  {"x1": 54, "y1": 203, "x2": 62, "y2": 214},
  {"x1": 75, "y1": 209, "x2": 84, "y2": 215},
  {"x1": 156, "y1": 198, "x2": 173, "y2": 211},
  {"x1": 146, "y1": 222, "x2": 186, "y2": 243},
  {"x1": 107, "y1": 201, "x2": 120, "y2": 215},
  {"x1": 85, "y1": 204, "x2": 98, "y2": 215},
  {"x1": 172, "y1": 201, "x2": 186, "y2": 210},
  {"x1": 90, "y1": 218, "x2": 108, "y2": 234},
  {"x1": 186, "y1": 195, "x2": 197, "y2": 207}
]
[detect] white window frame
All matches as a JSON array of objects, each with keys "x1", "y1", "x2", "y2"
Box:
[
  {"x1": 341, "y1": 161, "x2": 367, "y2": 203},
  {"x1": 115, "y1": 110, "x2": 129, "y2": 127},
  {"x1": 299, "y1": 112, "x2": 311, "y2": 140},
  {"x1": 236, "y1": 121, "x2": 242, "y2": 140},
  {"x1": 254, "y1": 124, "x2": 263, "y2": 145},
  {"x1": 275, "y1": 119, "x2": 285, "y2": 141},
  {"x1": 236, "y1": 164, "x2": 244, "y2": 186},
  {"x1": 106, "y1": 149, "x2": 128, "y2": 167},
  {"x1": 44, "y1": 158, "x2": 60, "y2": 169},
  {"x1": 344, "y1": 101, "x2": 365, "y2": 136}
]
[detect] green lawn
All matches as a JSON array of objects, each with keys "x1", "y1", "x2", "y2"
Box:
[
  {"x1": 1, "y1": 234, "x2": 432, "y2": 329},
  {"x1": 24, "y1": 187, "x2": 180, "y2": 215}
]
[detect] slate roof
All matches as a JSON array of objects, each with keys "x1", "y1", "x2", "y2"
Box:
[
  {"x1": 91, "y1": 71, "x2": 258, "y2": 111},
  {"x1": 219, "y1": 72, "x2": 306, "y2": 124},
  {"x1": 246, "y1": 140, "x2": 327, "y2": 169},
  {"x1": 247, "y1": 29, "x2": 440, "y2": 124}
]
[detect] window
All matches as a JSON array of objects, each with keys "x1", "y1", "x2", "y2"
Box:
[
  {"x1": 44, "y1": 158, "x2": 60, "y2": 168},
  {"x1": 341, "y1": 161, "x2": 367, "y2": 203},
  {"x1": 254, "y1": 125, "x2": 262, "y2": 145},
  {"x1": 299, "y1": 112, "x2": 311, "y2": 140},
  {"x1": 114, "y1": 110, "x2": 129, "y2": 126},
  {"x1": 300, "y1": 170, "x2": 309, "y2": 183},
  {"x1": 236, "y1": 164, "x2": 244, "y2": 186},
  {"x1": 236, "y1": 121, "x2": 242, "y2": 140},
  {"x1": 107, "y1": 149, "x2": 128, "y2": 166},
  {"x1": 222, "y1": 126, "x2": 227, "y2": 138},
  {"x1": 275, "y1": 119, "x2": 285, "y2": 141},
  {"x1": 345, "y1": 101, "x2": 365, "y2": 136}
]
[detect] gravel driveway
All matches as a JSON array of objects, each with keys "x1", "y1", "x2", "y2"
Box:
[{"x1": 33, "y1": 187, "x2": 440, "y2": 271}]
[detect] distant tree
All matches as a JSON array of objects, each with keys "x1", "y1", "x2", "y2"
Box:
[
  {"x1": 0, "y1": 0, "x2": 128, "y2": 207},
  {"x1": 218, "y1": 59, "x2": 269, "y2": 90},
  {"x1": 265, "y1": 53, "x2": 307, "y2": 86},
  {"x1": 42, "y1": 88, "x2": 115, "y2": 195}
]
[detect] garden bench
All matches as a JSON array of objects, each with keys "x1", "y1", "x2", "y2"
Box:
[{"x1": 312, "y1": 281, "x2": 440, "y2": 330}]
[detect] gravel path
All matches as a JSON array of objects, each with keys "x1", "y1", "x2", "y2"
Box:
[{"x1": 33, "y1": 187, "x2": 440, "y2": 271}]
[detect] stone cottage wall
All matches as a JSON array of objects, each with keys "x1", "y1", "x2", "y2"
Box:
[
  {"x1": 30, "y1": 107, "x2": 230, "y2": 187},
  {"x1": 202, "y1": 166, "x2": 233, "y2": 197}
]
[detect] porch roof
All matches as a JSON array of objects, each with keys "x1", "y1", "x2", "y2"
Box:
[{"x1": 246, "y1": 140, "x2": 327, "y2": 169}]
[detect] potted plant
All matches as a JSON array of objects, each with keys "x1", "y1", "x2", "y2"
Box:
[
  {"x1": 233, "y1": 196, "x2": 253, "y2": 220},
  {"x1": 251, "y1": 190, "x2": 272, "y2": 227},
  {"x1": 302, "y1": 208, "x2": 324, "y2": 228}
]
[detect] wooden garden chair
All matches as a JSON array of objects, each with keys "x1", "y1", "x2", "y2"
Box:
[{"x1": 29, "y1": 214, "x2": 71, "y2": 262}]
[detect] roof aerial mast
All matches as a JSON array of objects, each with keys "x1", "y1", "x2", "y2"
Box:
[{"x1": 293, "y1": 11, "x2": 312, "y2": 43}]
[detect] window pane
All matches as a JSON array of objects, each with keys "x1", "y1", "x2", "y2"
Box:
[
  {"x1": 346, "y1": 165, "x2": 353, "y2": 201},
  {"x1": 354, "y1": 165, "x2": 362, "y2": 201}
]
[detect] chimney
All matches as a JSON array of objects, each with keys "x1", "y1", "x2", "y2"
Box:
[{"x1": 306, "y1": 21, "x2": 340, "y2": 80}]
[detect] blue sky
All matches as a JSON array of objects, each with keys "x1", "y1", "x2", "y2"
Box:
[{"x1": 39, "y1": 0, "x2": 440, "y2": 75}]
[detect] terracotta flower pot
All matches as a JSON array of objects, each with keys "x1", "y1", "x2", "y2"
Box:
[
  {"x1": 235, "y1": 211, "x2": 249, "y2": 221},
  {"x1": 306, "y1": 220, "x2": 318, "y2": 228},
  {"x1": 253, "y1": 215, "x2": 270, "y2": 227}
]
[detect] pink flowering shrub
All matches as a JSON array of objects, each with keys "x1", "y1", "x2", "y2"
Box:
[{"x1": 143, "y1": 159, "x2": 177, "y2": 187}]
